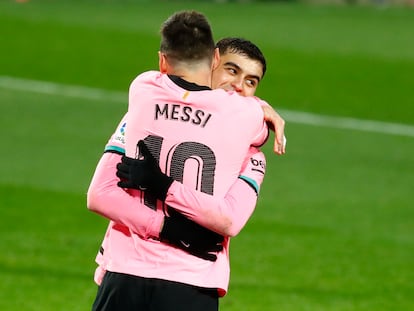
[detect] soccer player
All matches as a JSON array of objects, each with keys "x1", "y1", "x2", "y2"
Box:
[
  {"x1": 89, "y1": 37, "x2": 281, "y2": 267},
  {"x1": 114, "y1": 38, "x2": 279, "y2": 236},
  {"x1": 87, "y1": 11, "x2": 284, "y2": 311},
  {"x1": 213, "y1": 37, "x2": 286, "y2": 152}
]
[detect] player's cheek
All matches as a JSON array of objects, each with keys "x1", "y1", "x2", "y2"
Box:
[{"x1": 243, "y1": 87, "x2": 256, "y2": 97}]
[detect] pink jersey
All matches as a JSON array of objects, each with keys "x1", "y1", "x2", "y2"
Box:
[
  {"x1": 90, "y1": 114, "x2": 266, "y2": 237},
  {"x1": 165, "y1": 146, "x2": 266, "y2": 237},
  {"x1": 88, "y1": 72, "x2": 269, "y2": 296},
  {"x1": 126, "y1": 72, "x2": 267, "y2": 196},
  {"x1": 90, "y1": 146, "x2": 266, "y2": 294}
]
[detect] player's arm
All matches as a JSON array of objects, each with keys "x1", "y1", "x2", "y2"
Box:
[
  {"x1": 88, "y1": 117, "x2": 224, "y2": 261},
  {"x1": 248, "y1": 96, "x2": 286, "y2": 155},
  {"x1": 259, "y1": 101, "x2": 286, "y2": 155},
  {"x1": 89, "y1": 151, "x2": 224, "y2": 261},
  {"x1": 165, "y1": 147, "x2": 265, "y2": 237},
  {"x1": 87, "y1": 114, "x2": 163, "y2": 238},
  {"x1": 87, "y1": 151, "x2": 164, "y2": 239},
  {"x1": 117, "y1": 144, "x2": 266, "y2": 237}
]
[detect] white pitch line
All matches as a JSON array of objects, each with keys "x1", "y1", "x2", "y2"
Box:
[
  {"x1": 1, "y1": 75, "x2": 414, "y2": 138},
  {"x1": 0, "y1": 75, "x2": 126, "y2": 103},
  {"x1": 279, "y1": 110, "x2": 414, "y2": 138}
]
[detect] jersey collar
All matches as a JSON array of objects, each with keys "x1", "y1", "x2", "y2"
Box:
[{"x1": 168, "y1": 75, "x2": 211, "y2": 91}]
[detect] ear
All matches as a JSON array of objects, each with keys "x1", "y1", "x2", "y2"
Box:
[
  {"x1": 158, "y1": 51, "x2": 168, "y2": 73},
  {"x1": 211, "y1": 48, "x2": 220, "y2": 71}
]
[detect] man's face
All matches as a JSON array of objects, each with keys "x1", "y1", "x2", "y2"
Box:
[{"x1": 212, "y1": 52, "x2": 263, "y2": 97}]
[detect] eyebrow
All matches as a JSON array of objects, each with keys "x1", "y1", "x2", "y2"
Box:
[{"x1": 224, "y1": 61, "x2": 261, "y2": 82}]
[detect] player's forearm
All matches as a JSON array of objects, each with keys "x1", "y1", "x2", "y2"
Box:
[
  {"x1": 165, "y1": 179, "x2": 258, "y2": 237},
  {"x1": 87, "y1": 152, "x2": 163, "y2": 239},
  {"x1": 250, "y1": 98, "x2": 270, "y2": 148},
  {"x1": 165, "y1": 148, "x2": 265, "y2": 237},
  {"x1": 257, "y1": 99, "x2": 286, "y2": 155}
]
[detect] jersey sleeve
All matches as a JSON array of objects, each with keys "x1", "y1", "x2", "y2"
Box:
[
  {"x1": 87, "y1": 148, "x2": 164, "y2": 240},
  {"x1": 104, "y1": 114, "x2": 128, "y2": 155},
  {"x1": 246, "y1": 97, "x2": 270, "y2": 148},
  {"x1": 164, "y1": 147, "x2": 266, "y2": 237}
]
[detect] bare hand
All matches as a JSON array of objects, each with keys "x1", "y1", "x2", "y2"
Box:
[{"x1": 262, "y1": 105, "x2": 286, "y2": 155}]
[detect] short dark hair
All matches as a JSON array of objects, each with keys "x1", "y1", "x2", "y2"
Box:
[
  {"x1": 216, "y1": 37, "x2": 267, "y2": 77},
  {"x1": 160, "y1": 11, "x2": 215, "y2": 66}
]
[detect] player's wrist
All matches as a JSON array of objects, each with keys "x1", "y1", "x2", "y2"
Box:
[
  {"x1": 151, "y1": 174, "x2": 174, "y2": 201},
  {"x1": 148, "y1": 213, "x2": 165, "y2": 240}
]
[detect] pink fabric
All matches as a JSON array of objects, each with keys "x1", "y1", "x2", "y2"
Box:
[
  {"x1": 87, "y1": 152, "x2": 164, "y2": 239},
  {"x1": 166, "y1": 147, "x2": 266, "y2": 237},
  {"x1": 87, "y1": 71, "x2": 269, "y2": 296}
]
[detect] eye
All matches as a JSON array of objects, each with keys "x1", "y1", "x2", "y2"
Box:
[
  {"x1": 226, "y1": 67, "x2": 237, "y2": 75},
  {"x1": 246, "y1": 79, "x2": 257, "y2": 88}
]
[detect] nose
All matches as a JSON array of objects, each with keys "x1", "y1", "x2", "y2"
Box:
[{"x1": 231, "y1": 79, "x2": 243, "y2": 93}]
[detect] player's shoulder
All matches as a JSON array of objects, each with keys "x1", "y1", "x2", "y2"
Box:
[
  {"x1": 213, "y1": 89, "x2": 266, "y2": 108},
  {"x1": 130, "y1": 70, "x2": 161, "y2": 86},
  {"x1": 104, "y1": 114, "x2": 127, "y2": 154}
]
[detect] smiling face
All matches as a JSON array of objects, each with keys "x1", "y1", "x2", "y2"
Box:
[{"x1": 211, "y1": 52, "x2": 264, "y2": 97}]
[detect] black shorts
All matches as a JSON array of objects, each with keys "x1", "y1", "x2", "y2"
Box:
[{"x1": 92, "y1": 271, "x2": 219, "y2": 311}]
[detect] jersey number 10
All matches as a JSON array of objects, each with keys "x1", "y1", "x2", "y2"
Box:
[{"x1": 139, "y1": 135, "x2": 217, "y2": 211}]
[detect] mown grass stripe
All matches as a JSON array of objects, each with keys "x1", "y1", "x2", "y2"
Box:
[{"x1": 1, "y1": 75, "x2": 413, "y2": 138}]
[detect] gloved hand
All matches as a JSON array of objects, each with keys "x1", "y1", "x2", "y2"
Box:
[
  {"x1": 160, "y1": 209, "x2": 224, "y2": 262},
  {"x1": 116, "y1": 140, "x2": 174, "y2": 200}
]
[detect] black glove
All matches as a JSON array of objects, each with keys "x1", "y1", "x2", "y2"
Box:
[
  {"x1": 117, "y1": 140, "x2": 174, "y2": 200},
  {"x1": 160, "y1": 209, "x2": 224, "y2": 262}
]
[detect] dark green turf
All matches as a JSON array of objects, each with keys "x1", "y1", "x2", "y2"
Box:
[{"x1": 1, "y1": 1, "x2": 413, "y2": 310}]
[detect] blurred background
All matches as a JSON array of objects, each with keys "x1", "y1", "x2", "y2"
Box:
[{"x1": 1, "y1": 0, "x2": 413, "y2": 310}]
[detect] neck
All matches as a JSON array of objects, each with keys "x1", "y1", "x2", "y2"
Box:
[
  {"x1": 167, "y1": 62, "x2": 212, "y2": 88},
  {"x1": 177, "y1": 72, "x2": 212, "y2": 88}
]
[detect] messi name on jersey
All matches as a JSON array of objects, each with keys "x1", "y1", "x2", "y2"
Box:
[{"x1": 155, "y1": 103, "x2": 212, "y2": 128}]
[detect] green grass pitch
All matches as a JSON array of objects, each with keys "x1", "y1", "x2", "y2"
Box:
[{"x1": 1, "y1": 1, "x2": 413, "y2": 310}]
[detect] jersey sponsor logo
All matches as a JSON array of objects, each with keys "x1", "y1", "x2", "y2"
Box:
[
  {"x1": 250, "y1": 157, "x2": 265, "y2": 174},
  {"x1": 111, "y1": 122, "x2": 126, "y2": 145},
  {"x1": 155, "y1": 103, "x2": 212, "y2": 128}
]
